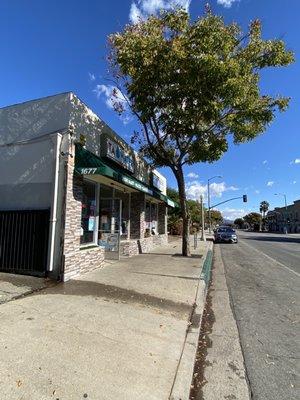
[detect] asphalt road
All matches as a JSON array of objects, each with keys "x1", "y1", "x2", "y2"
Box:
[{"x1": 218, "y1": 230, "x2": 300, "y2": 400}]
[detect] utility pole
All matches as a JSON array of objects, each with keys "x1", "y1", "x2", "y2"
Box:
[
  {"x1": 200, "y1": 194, "x2": 206, "y2": 241},
  {"x1": 207, "y1": 175, "x2": 222, "y2": 233}
]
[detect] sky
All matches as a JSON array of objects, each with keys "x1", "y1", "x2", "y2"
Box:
[{"x1": 0, "y1": 0, "x2": 299, "y2": 220}]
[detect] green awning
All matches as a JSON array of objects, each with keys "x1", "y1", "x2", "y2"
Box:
[
  {"x1": 75, "y1": 143, "x2": 176, "y2": 207},
  {"x1": 75, "y1": 144, "x2": 153, "y2": 196},
  {"x1": 152, "y1": 191, "x2": 177, "y2": 208}
]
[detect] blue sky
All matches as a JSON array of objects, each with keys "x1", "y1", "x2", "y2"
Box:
[{"x1": 0, "y1": 0, "x2": 299, "y2": 220}]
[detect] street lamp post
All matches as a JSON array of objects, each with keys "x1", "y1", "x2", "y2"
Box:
[
  {"x1": 208, "y1": 175, "x2": 222, "y2": 234},
  {"x1": 274, "y1": 193, "x2": 288, "y2": 234},
  {"x1": 200, "y1": 194, "x2": 206, "y2": 241}
]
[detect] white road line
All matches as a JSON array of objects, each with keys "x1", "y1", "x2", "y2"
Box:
[{"x1": 239, "y1": 239, "x2": 300, "y2": 278}]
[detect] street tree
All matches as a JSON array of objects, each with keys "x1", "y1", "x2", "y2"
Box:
[
  {"x1": 207, "y1": 210, "x2": 223, "y2": 226},
  {"x1": 107, "y1": 8, "x2": 294, "y2": 256},
  {"x1": 260, "y1": 200, "x2": 269, "y2": 218},
  {"x1": 166, "y1": 187, "x2": 204, "y2": 233},
  {"x1": 167, "y1": 187, "x2": 181, "y2": 234},
  {"x1": 244, "y1": 212, "x2": 262, "y2": 230},
  {"x1": 234, "y1": 218, "x2": 244, "y2": 229}
]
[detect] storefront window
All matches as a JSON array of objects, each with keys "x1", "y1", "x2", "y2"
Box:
[
  {"x1": 121, "y1": 201, "x2": 129, "y2": 237},
  {"x1": 145, "y1": 201, "x2": 158, "y2": 236},
  {"x1": 151, "y1": 203, "x2": 158, "y2": 234},
  {"x1": 98, "y1": 185, "x2": 130, "y2": 240},
  {"x1": 80, "y1": 181, "x2": 96, "y2": 244},
  {"x1": 145, "y1": 201, "x2": 151, "y2": 236}
]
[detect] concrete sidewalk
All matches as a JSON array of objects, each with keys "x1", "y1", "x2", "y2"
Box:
[
  {"x1": 0, "y1": 273, "x2": 52, "y2": 304},
  {"x1": 0, "y1": 237, "x2": 207, "y2": 400}
]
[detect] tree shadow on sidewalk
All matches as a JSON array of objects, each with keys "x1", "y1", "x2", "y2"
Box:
[
  {"x1": 143, "y1": 253, "x2": 203, "y2": 259},
  {"x1": 132, "y1": 271, "x2": 200, "y2": 280},
  {"x1": 44, "y1": 279, "x2": 192, "y2": 320}
]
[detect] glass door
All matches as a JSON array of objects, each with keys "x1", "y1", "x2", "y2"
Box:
[{"x1": 98, "y1": 198, "x2": 121, "y2": 260}]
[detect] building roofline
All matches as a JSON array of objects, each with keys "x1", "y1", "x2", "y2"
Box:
[
  {"x1": 0, "y1": 91, "x2": 75, "y2": 111},
  {"x1": 0, "y1": 91, "x2": 117, "y2": 145}
]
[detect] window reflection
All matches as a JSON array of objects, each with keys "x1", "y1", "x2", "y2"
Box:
[{"x1": 80, "y1": 181, "x2": 96, "y2": 244}]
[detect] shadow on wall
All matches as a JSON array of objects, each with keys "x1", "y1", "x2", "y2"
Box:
[
  {"x1": 70, "y1": 93, "x2": 152, "y2": 185},
  {"x1": 0, "y1": 139, "x2": 55, "y2": 210},
  {"x1": 0, "y1": 93, "x2": 72, "y2": 145},
  {"x1": 0, "y1": 93, "x2": 73, "y2": 210}
]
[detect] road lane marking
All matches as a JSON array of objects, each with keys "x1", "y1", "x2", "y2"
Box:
[{"x1": 239, "y1": 239, "x2": 300, "y2": 278}]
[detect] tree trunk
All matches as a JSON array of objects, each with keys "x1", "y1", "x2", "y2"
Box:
[{"x1": 174, "y1": 166, "x2": 190, "y2": 257}]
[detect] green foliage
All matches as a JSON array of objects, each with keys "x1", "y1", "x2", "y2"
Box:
[
  {"x1": 166, "y1": 187, "x2": 204, "y2": 233},
  {"x1": 108, "y1": 7, "x2": 293, "y2": 254},
  {"x1": 109, "y1": 9, "x2": 294, "y2": 168},
  {"x1": 243, "y1": 212, "x2": 262, "y2": 229},
  {"x1": 166, "y1": 187, "x2": 179, "y2": 203},
  {"x1": 166, "y1": 187, "x2": 181, "y2": 234},
  {"x1": 234, "y1": 218, "x2": 244, "y2": 228},
  {"x1": 187, "y1": 199, "x2": 201, "y2": 224},
  {"x1": 207, "y1": 210, "x2": 223, "y2": 225},
  {"x1": 259, "y1": 200, "x2": 269, "y2": 217}
]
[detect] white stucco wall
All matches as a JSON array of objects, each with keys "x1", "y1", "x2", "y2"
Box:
[
  {"x1": 0, "y1": 91, "x2": 169, "y2": 210},
  {"x1": 0, "y1": 93, "x2": 71, "y2": 144},
  {"x1": 153, "y1": 170, "x2": 167, "y2": 195},
  {"x1": 0, "y1": 138, "x2": 55, "y2": 210},
  {"x1": 0, "y1": 93, "x2": 69, "y2": 209},
  {"x1": 0, "y1": 93, "x2": 73, "y2": 210}
]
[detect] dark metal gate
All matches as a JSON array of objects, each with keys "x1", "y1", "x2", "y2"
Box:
[{"x1": 0, "y1": 210, "x2": 50, "y2": 276}]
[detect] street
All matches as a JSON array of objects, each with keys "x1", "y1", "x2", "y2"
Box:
[{"x1": 218, "y1": 230, "x2": 300, "y2": 400}]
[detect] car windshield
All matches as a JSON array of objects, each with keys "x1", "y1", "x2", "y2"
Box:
[{"x1": 218, "y1": 227, "x2": 235, "y2": 233}]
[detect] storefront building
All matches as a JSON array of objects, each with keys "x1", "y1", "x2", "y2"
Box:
[
  {"x1": 0, "y1": 92, "x2": 175, "y2": 281},
  {"x1": 266, "y1": 199, "x2": 300, "y2": 233}
]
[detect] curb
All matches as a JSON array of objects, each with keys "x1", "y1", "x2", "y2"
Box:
[{"x1": 169, "y1": 241, "x2": 214, "y2": 400}]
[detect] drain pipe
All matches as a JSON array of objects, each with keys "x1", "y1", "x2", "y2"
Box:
[{"x1": 47, "y1": 132, "x2": 62, "y2": 273}]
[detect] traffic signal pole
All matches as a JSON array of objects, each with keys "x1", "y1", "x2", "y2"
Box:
[{"x1": 210, "y1": 195, "x2": 247, "y2": 211}]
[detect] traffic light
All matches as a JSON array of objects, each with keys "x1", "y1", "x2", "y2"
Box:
[{"x1": 243, "y1": 195, "x2": 247, "y2": 202}]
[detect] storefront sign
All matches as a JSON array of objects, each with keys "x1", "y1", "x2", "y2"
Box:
[
  {"x1": 99, "y1": 232, "x2": 119, "y2": 252},
  {"x1": 106, "y1": 139, "x2": 134, "y2": 173},
  {"x1": 122, "y1": 176, "x2": 153, "y2": 195},
  {"x1": 88, "y1": 217, "x2": 95, "y2": 231},
  {"x1": 80, "y1": 167, "x2": 97, "y2": 175},
  {"x1": 167, "y1": 198, "x2": 176, "y2": 208}
]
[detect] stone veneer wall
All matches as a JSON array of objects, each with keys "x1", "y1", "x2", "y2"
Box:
[
  {"x1": 61, "y1": 148, "x2": 104, "y2": 281},
  {"x1": 139, "y1": 234, "x2": 168, "y2": 253},
  {"x1": 130, "y1": 192, "x2": 146, "y2": 239},
  {"x1": 120, "y1": 234, "x2": 168, "y2": 257},
  {"x1": 158, "y1": 203, "x2": 167, "y2": 234},
  {"x1": 120, "y1": 200, "x2": 168, "y2": 257}
]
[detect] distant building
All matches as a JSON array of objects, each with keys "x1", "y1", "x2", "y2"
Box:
[
  {"x1": 0, "y1": 93, "x2": 175, "y2": 281},
  {"x1": 266, "y1": 200, "x2": 300, "y2": 233}
]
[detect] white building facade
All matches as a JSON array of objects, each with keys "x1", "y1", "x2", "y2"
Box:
[{"x1": 0, "y1": 93, "x2": 174, "y2": 281}]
